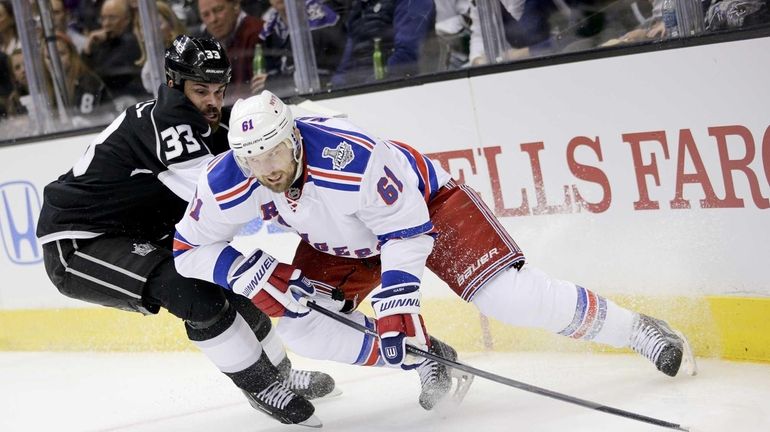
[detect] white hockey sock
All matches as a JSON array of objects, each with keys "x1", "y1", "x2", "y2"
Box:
[
  {"x1": 277, "y1": 309, "x2": 384, "y2": 366},
  {"x1": 192, "y1": 311, "x2": 264, "y2": 373},
  {"x1": 259, "y1": 325, "x2": 287, "y2": 367},
  {"x1": 472, "y1": 265, "x2": 636, "y2": 348}
]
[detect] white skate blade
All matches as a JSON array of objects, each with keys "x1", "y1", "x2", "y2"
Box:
[
  {"x1": 432, "y1": 368, "x2": 475, "y2": 413},
  {"x1": 676, "y1": 330, "x2": 698, "y2": 377},
  {"x1": 297, "y1": 414, "x2": 323, "y2": 428}
]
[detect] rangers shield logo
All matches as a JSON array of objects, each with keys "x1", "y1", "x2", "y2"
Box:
[{"x1": 322, "y1": 141, "x2": 354, "y2": 170}]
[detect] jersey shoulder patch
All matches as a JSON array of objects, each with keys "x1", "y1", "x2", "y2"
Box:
[{"x1": 297, "y1": 117, "x2": 377, "y2": 192}]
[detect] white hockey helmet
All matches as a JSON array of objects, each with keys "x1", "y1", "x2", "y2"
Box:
[{"x1": 228, "y1": 91, "x2": 300, "y2": 165}]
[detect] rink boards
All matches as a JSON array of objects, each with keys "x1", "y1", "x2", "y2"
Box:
[{"x1": 0, "y1": 36, "x2": 768, "y2": 362}]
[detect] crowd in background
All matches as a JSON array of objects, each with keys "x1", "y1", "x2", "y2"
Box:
[{"x1": 1, "y1": 0, "x2": 768, "y2": 137}]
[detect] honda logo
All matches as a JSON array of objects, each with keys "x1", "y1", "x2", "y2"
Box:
[{"x1": 0, "y1": 181, "x2": 42, "y2": 265}]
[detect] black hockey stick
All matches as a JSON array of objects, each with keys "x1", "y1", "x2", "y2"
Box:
[{"x1": 305, "y1": 300, "x2": 689, "y2": 432}]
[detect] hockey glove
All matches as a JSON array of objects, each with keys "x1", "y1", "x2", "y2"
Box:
[
  {"x1": 228, "y1": 249, "x2": 316, "y2": 318},
  {"x1": 371, "y1": 285, "x2": 429, "y2": 370}
]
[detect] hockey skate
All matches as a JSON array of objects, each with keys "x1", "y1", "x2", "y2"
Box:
[
  {"x1": 241, "y1": 381, "x2": 321, "y2": 428},
  {"x1": 630, "y1": 314, "x2": 697, "y2": 377},
  {"x1": 415, "y1": 337, "x2": 474, "y2": 411},
  {"x1": 284, "y1": 369, "x2": 342, "y2": 400}
]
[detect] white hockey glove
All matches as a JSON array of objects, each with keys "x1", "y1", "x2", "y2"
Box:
[
  {"x1": 228, "y1": 249, "x2": 316, "y2": 318},
  {"x1": 371, "y1": 285, "x2": 429, "y2": 370}
]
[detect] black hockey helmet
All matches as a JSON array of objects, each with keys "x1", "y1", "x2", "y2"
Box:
[{"x1": 164, "y1": 35, "x2": 232, "y2": 89}]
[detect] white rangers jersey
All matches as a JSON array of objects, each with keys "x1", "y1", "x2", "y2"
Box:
[{"x1": 173, "y1": 116, "x2": 452, "y2": 292}]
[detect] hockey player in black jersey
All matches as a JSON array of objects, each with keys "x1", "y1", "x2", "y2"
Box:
[{"x1": 36, "y1": 35, "x2": 335, "y2": 427}]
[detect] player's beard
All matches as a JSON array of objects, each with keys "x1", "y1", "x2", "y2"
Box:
[
  {"x1": 203, "y1": 107, "x2": 221, "y2": 130},
  {"x1": 257, "y1": 160, "x2": 298, "y2": 193}
]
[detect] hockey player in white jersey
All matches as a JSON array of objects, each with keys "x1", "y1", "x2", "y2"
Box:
[
  {"x1": 174, "y1": 91, "x2": 697, "y2": 413},
  {"x1": 38, "y1": 37, "x2": 337, "y2": 428}
]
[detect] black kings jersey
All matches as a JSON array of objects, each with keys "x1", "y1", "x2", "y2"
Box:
[{"x1": 37, "y1": 85, "x2": 231, "y2": 244}]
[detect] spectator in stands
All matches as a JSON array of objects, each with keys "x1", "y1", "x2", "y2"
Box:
[
  {"x1": 3, "y1": 48, "x2": 57, "y2": 119},
  {"x1": 0, "y1": 0, "x2": 21, "y2": 56},
  {"x1": 434, "y1": 0, "x2": 474, "y2": 69},
  {"x1": 501, "y1": 0, "x2": 558, "y2": 56},
  {"x1": 196, "y1": 0, "x2": 263, "y2": 102},
  {"x1": 0, "y1": 51, "x2": 12, "y2": 118},
  {"x1": 251, "y1": 0, "x2": 346, "y2": 96},
  {"x1": 703, "y1": 0, "x2": 769, "y2": 31},
  {"x1": 242, "y1": 0, "x2": 271, "y2": 17},
  {"x1": 6, "y1": 49, "x2": 29, "y2": 115},
  {"x1": 83, "y1": 0, "x2": 146, "y2": 102},
  {"x1": 555, "y1": 1, "x2": 658, "y2": 52},
  {"x1": 135, "y1": 1, "x2": 188, "y2": 93},
  {"x1": 45, "y1": 32, "x2": 113, "y2": 117},
  {"x1": 51, "y1": 0, "x2": 89, "y2": 53},
  {"x1": 74, "y1": 0, "x2": 107, "y2": 33},
  {"x1": 330, "y1": 0, "x2": 435, "y2": 87}
]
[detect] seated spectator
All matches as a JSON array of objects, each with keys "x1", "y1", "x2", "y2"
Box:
[
  {"x1": 0, "y1": 0, "x2": 21, "y2": 56},
  {"x1": 251, "y1": 0, "x2": 346, "y2": 96},
  {"x1": 6, "y1": 49, "x2": 30, "y2": 115},
  {"x1": 73, "y1": 0, "x2": 107, "y2": 34},
  {"x1": 3, "y1": 48, "x2": 57, "y2": 122},
  {"x1": 45, "y1": 32, "x2": 114, "y2": 118},
  {"x1": 331, "y1": 0, "x2": 435, "y2": 87},
  {"x1": 196, "y1": 0, "x2": 263, "y2": 102},
  {"x1": 83, "y1": 0, "x2": 146, "y2": 102},
  {"x1": 557, "y1": 0, "x2": 657, "y2": 52},
  {"x1": 51, "y1": 0, "x2": 89, "y2": 53},
  {"x1": 134, "y1": 1, "x2": 187, "y2": 93},
  {"x1": 502, "y1": 0, "x2": 558, "y2": 53},
  {"x1": 434, "y1": 0, "x2": 474, "y2": 69}
]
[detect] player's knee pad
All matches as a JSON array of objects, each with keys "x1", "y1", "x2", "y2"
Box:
[
  {"x1": 185, "y1": 299, "x2": 237, "y2": 342},
  {"x1": 223, "y1": 290, "x2": 273, "y2": 340}
]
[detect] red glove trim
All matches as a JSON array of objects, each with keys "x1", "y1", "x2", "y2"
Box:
[{"x1": 252, "y1": 290, "x2": 286, "y2": 317}]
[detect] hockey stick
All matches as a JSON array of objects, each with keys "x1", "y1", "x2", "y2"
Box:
[{"x1": 305, "y1": 301, "x2": 689, "y2": 432}]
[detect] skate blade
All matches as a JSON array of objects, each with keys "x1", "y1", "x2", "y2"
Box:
[
  {"x1": 297, "y1": 414, "x2": 323, "y2": 428},
  {"x1": 675, "y1": 330, "x2": 698, "y2": 377},
  {"x1": 432, "y1": 368, "x2": 475, "y2": 413}
]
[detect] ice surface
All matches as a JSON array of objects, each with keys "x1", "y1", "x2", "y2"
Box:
[{"x1": 2, "y1": 351, "x2": 768, "y2": 432}]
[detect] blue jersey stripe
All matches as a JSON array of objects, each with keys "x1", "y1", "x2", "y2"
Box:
[
  {"x1": 312, "y1": 177, "x2": 360, "y2": 191},
  {"x1": 424, "y1": 154, "x2": 440, "y2": 201},
  {"x1": 300, "y1": 121, "x2": 376, "y2": 149},
  {"x1": 377, "y1": 221, "x2": 434, "y2": 244},
  {"x1": 393, "y1": 144, "x2": 441, "y2": 202},
  {"x1": 219, "y1": 181, "x2": 260, "y2": 210},
  {"x1": 354, "y1": 318, "x2": 378, "y2": 365},
  {"x1": 381, "y1": 270, "x2": 421, "y2": 288},
  {"x1": 213, "y1": 245, "x2": 242, "y2": 289}
]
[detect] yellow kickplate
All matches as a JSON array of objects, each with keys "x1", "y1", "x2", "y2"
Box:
[
  {"x1": 707, "y1": 296, "x2": 770, "y2": 362},
  {"x1": 0, "y1": 296, "x2": 767, "y2": 364}
]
